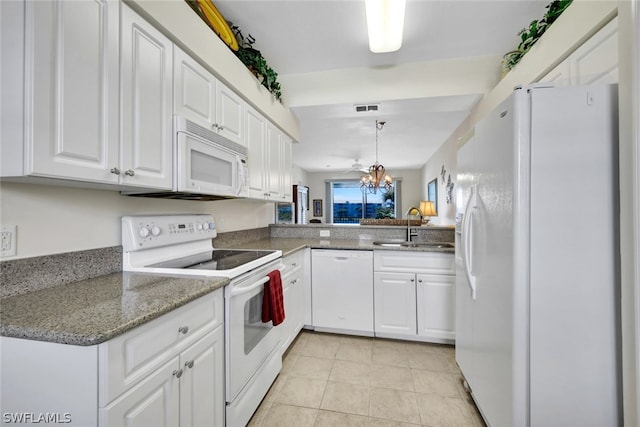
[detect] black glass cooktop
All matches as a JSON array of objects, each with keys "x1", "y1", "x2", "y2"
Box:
[{"x1": 149, "y1": 249, "x2": 276, "y2": 271}]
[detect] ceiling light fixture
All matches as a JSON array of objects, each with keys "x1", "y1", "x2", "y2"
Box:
[
  {"x1": 361, "y1": 120, "x2": 392, "y2": 194},
  {"x1": 365, "y1": 0, "x2": 406, "y2": 53}
]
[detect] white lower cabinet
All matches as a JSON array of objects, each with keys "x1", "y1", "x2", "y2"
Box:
[
  {"x1": 374, "y1": 272, "x2": 418, "y2": 337},
  {"x1": 101, "y1": 326, "x2": 223, "y2": 427},
  {"x1": 374, "y1": 251, "x2": 455, "y2": 343},
  {"x1": 416, "y1": 273, "x2": 455, "y2": 341},
  {"x1": 0, "y1": 290, "x2": 224, "y2": 427},
  {"x1": 311, "y1": 250, "x2": 374, "y2": 335},
  {"x1": 280, "y1": 249, "x2": 309, "y2": 353}
]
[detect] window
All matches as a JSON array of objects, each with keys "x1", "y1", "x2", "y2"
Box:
[{"x1": 326, "y1": 179, "x2": 401, "y2": 224}]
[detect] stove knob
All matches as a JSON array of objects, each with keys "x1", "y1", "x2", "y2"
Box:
[
  {"x1": 208, "y1": 222, "x2": 215, "y2": 230},
  {"x1": 151, "y1": 226, "x2": 161, "y2": 236},
  {"x1": 196, "y1": 223, "x2": 203, "y2": 231},
  {"x1": 139, "y1": 227, "x2": 150, "y2": 238},
  {"x1": 202, "y1": 222, "x2": 209, "y2": 230}
]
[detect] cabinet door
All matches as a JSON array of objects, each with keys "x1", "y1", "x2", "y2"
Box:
[
  {"x1": 280, "y1": 278, "x2": 294, "y2": 353},
  {"x1": 266, "y1": 123, "x2": 282, "y2": 199},
  {"x1": 180, "y1": 327, "x2": 224, "y2": 427},
  {"x1": 569, "y1": 17, "x2": 618, "y2": 85},
  {"x1": 245, "y1": 106, "x2": 267, "y2": 198},
  {"x1": 100, "y1": 357, "x2": 180, "y2": 427},
  {"x1": 28, "y1": 0, "x2": 119, "y2": 183},
  {"x1": 173, "y1": 46, "x2": 217, "y2": 129},
  {"x1": 374, "y1": 272, "x2": 417, "y2": 337},
  {"x1": 416, "y1": 274, "x2": 455, "y2": 342},
  {"x1": 280, "y1": 134, "x2": 293, "y2": 202},
  {"x1": 120, "y1": 3, "x2": 173, "y2": 189},
  {"x1": 216, "y1": 80, "x2": 244, "y2": 145}
]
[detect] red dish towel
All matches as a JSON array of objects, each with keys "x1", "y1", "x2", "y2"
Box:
[{"x1": 262, "y1": 269, "x2": 285, "y2": 326}]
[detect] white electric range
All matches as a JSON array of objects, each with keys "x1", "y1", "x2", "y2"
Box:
[{"x1": 122, "y1": 214, "x2": 284, "y2": 427}]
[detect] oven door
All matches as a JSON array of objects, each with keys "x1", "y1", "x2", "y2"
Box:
[
  {"x1": 225, "y1": 266, "x2": 283, "y2": 402},
  {"x1": 177, "y1": 131, "x2": 246, "y2": 197}
]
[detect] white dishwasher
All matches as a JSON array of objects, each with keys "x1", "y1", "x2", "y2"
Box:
[{"x1": 311, "y1": 249, "x2": 374, "y2": 335}]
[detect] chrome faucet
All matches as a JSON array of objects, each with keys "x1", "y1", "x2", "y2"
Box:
[{"x1": 406, "y1": 207, "x2": 421, "y2": 242}]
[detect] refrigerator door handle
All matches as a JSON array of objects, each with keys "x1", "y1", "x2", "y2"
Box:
[{"x1": 462, "y1": 186, "x2": 477, "y2": 300}]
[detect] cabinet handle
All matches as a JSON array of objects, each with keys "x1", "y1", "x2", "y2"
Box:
[
  {"x1": 124, "y1": 169, "x2": 135, "y2": 176},
  {"x1": 173, "y1": 369, "x2": 183, "y2": 379},
  {"x1": 418, "y1": 279, "x2": 423, "y2": 283},
  {"x1": 110, "y1": 167, "x2": 121, "y2": 175},
  {"x1": 218, "y1": 125, "x2": 224, "y2": 131},
  {"x1": 185, "y1": 360, "x2": 195, "y2": 369},
  {"x1": 290, "y1": 279, "x2": 298, "y2": 285},
  {"x1": 178, "y1": 326, "x2": 189, "y2": 335},
  {"x1": 211, "y1": 124, "x2": 219, "y2": 130},
  {"x1": 410, "y1": 278, "x2": 415, "y2": 282},
  {"x1": 291, "y1": 263, "x2": 297, "y2": 267}
]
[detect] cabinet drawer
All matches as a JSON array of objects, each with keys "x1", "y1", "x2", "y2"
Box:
[
  {"x1": 98, "y1": 290, "x2": 222, "y2": 406},
  {"x1": 374, "y1": 250, "x2": 454, "y2": 275},
  {"x1": 281, "y1": 250, "x2": 303, "y2": 280}
]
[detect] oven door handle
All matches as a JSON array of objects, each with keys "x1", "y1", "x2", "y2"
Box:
[{"x1": 229, "y1": 267, "x2": 285, "y2": 297}]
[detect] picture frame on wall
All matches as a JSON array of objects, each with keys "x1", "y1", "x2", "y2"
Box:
[
  {"x1": 313, "y1": 199, "x2": 323, "y2": 217},
  {"x1": 428, "y1": 178, "x2": 438, "y2": 215}
]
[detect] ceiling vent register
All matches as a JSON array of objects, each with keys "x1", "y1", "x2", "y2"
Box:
[{"x1": 355, "y1": 104, "x2": 379, "y2": 113}]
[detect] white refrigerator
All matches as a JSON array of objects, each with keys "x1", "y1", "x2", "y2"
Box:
[{"x1": 455, "y1": 84, "x2": 620, "y2": 427}]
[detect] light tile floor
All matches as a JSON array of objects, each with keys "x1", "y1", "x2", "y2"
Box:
[{"x1": 248, "y1": 330, "x2": 486, "y2": 427}]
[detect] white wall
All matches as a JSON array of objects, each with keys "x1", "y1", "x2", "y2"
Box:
[
  {"x1": 305, "y1": 169, "x2": 423, "y2": 222},
  {"x1": 420, "y1": 136, "x2": 459, "y2": 226},
  {"x1": 0, "y1": 182, "x2": 275, "y2": 260}
]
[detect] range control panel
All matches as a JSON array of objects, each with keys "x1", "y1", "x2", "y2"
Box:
[{"x1": 122, "y1": 214, "x2": 217, "y2": 251}]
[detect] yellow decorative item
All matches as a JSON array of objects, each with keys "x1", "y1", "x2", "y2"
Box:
[{"x1": 196, "y1": 0, "x2": 239, "y2": 51}]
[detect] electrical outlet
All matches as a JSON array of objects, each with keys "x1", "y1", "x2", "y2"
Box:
[
  {"x1": 319, "y1": 229, "x2": 330, "y2": 237},
  {"x1": 1, "y1": 225, "x2": 17, "y2": 257}
]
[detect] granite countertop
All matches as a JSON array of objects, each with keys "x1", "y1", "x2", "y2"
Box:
[
  {"x1": 0, "y1": 272, "x2": 228, "y2": 346},
  {"x1": 217, "y1": 237, "x2": 455, "y2": 257}
]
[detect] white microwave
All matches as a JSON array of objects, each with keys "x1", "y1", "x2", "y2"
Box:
[
  {"x1": 124, "y1": 117, "x2": 248, "y2": 200},
  {"x1": 176, "y1": 117, "x2": 248, "y2": 198}
]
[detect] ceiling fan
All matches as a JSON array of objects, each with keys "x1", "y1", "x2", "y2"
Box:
[{"x1": 343, "y1": 159, "x2": 369, "y2": 174}]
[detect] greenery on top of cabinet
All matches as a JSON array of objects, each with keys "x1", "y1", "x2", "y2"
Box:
[{"x1": 502, "y1": 0, "x2": 573, "y2": 73}]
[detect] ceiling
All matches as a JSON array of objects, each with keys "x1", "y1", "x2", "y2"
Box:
[{"x1": 214, "y1": 0, "x2": 549, "y2": 172}]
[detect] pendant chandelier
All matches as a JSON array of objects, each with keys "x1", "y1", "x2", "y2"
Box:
[{"x1": 361, "y1": 120, "x2": 392, "y2": 194}]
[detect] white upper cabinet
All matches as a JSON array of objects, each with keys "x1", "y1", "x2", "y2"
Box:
[
  {"x1": 1, "y1": 0, "x2": 172, "y2": 189},
  {"x1": 281, "y1": 133, "x2": 293, "y2": 202},
  {"x1": 174, "y1": 46, "x2": 245, "y2": 146},
  {"x1": 215, "y1": 80, "x2": 245, "y2": 145},
  {"x1": 120, "y1": 3, "x2": 173, "y2": 189},
  {"x1": 246, "y1": 108, "x2": 293, "y2": 202},
  {"x1": 266, "y1": 122, "x2": 282, "y2": 199},
  {"x1": 174, "y1": 47, "x2": 217, "y2": 128},
  {"x1": 540, "y1": 17, "x2": 618, "y2": 86},
  {"x1": 2, "y1": 0, "x2": 120, "y2": 183},
  {"x1": 246, "y1": 105, "x2": 267, "y2": 198}
]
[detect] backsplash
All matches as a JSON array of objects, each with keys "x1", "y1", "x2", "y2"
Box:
[
  {"x1": 270, "y1": 224, "x2": 455, "y2": 243},
  {"x1": 0, "y1": 246, "x2": 122, "y2": 298}
]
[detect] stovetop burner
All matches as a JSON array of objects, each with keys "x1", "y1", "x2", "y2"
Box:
[{"x1": 149, "y1": 249, "x2": 277, "y2": 271}]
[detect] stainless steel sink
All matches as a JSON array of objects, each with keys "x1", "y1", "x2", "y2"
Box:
[
  {"x1": 371, "y1": 240, "x2": 406, "y2": 247},
  {"x1": 371, "y1": 240, "x2": 454, "y2": 249},
  {"x1": 401, "y1": 242, "x2": 454, "y2": 249}
]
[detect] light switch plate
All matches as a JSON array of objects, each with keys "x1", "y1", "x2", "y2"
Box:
[{"x1": 319, "y1": 230, "x2": 330, "y2": 237}]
